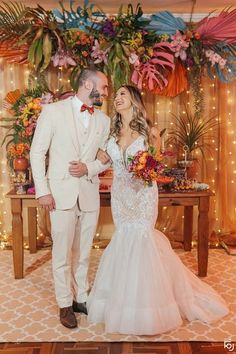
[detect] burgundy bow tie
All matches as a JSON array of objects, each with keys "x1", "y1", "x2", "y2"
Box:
[{"x1": 80, "y1": 104, "x2": 94, "y2": 115}]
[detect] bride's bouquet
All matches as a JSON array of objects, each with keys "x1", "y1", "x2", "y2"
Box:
[{"x1": 127, "y1": 146, "x2": 173, "y2": 186}]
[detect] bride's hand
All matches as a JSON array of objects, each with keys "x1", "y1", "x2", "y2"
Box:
[{"x1": 96, "y1": 149, "x2": 111, "y2": 164}]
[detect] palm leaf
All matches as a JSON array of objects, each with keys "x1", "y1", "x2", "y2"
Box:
[
  {"x1": 168, "y1": 106, "x2": 218, "y2": 158},
  {"x1": 196, "y1": 8, "x2": 236, "y2": 45},
  {"x1": 0, "y1": 1, "x2": 28, "y2": 42},
  {"x1": 1, "y1": 133, "x2": 15, "y2": 147}
]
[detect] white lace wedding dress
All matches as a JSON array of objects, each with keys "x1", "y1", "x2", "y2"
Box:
[{"x1": 87, "y1": 136, "x2": 228, "y2": 335}]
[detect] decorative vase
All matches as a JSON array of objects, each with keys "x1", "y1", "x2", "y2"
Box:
[
  {"x1": 186, "y1": 159, "x2": 199, "y2": 179},
  {"x1": 13, "y1": 157, "x2": 29, "y2": 172},
  {"x1": 177, "y1": 159, "x2": 199, "y2": 179}
]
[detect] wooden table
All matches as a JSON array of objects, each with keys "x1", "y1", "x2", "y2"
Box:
[{"x1": 6, "y1": 189, "x2": 214, "y2": 279}]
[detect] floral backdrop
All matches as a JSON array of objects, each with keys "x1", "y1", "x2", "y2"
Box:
[
  {"x1": 1, "y1": 1, "x2": 236, "y2": 113},
  {"x1": 1, "y1": 1, "x2": 236, "y2": 245}
]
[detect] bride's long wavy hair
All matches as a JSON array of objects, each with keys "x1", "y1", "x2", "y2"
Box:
[{"x1": 110, "y1": 85, "x2": 150, "y2": 144}]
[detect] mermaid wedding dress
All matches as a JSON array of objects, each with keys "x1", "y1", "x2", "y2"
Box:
[{"x1": 87, "y1": 136, "x2": 228, "y2": 335}]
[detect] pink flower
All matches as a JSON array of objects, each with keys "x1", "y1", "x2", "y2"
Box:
[
  {"x1": 129, "y1": 53, "x2": 140, "y2": 66},
  {"x1": 205, "y1": 49, "x2": 214, "y2": 57},
  {"x1": 219, "y1": 58, "x2": 227, "y2": 69},
  {"x1": 41, "y1": 93, "x2": 54, "y2": 104},
  {"x1": 51, "y1": 50, "x2": 77, "y2": 68},
  {"x1": 204, "y1": 49, "x2": 227, "y2": 68},
  {"x1": 91, "y1": 40, "x2": 109, "y2": 64},
  {"x1": 170, "y1": 30, "x2": 189, "y2": 60}
]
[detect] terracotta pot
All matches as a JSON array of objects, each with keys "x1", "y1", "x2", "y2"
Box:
[{"x1": 13, "y1": 157, "x2": 29, "y2": 172}]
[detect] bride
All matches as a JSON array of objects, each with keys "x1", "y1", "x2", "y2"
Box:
[{"x1": 87, "y1": 84, "x2": 228, "y2": 335}]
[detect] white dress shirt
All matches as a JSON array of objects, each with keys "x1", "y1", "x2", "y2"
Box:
[{"x1": 72, "y1": 95, "x2": 92, "y2": 129}]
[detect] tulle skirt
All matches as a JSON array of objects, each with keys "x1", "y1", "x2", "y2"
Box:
[{"x1": 87, "y1": 224, "x2": 229, "y2": 335}]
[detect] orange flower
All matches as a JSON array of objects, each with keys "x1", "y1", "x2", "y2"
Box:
[
  {"x1": 8, "y1": 142, "x2": 30, "y2": 158},
  {"x1": 139, "y1": 155, "x2": 147, "y2": 164},
  {"x1": 136, "y1": 163, "x2": 145, "y2": 170},
  {"x1": 82, "y1": 51, "x2": 89, "y2": 57}
]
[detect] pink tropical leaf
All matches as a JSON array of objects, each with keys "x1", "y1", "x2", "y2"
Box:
[
  {"x1": 131, "y1": 40, "x2": 175, "y2": 91},
  {"x1": 154, "y1": 51, "x2": 175, "y2": 61},
  {"x1": 154, "y1": 42, "x2": 173, "y2": 50},
  {"x1": 155, "y1": 70, "x2": 168, "y2": 87},
  {"x1": 152, "y1": 46, "x2": 175, "y2": 70},
  {"x1": 196, "y1": 9, "x2": 236, "y2": 45},
  {"x1": 151, "y1": 57, "x2": 174, "y2": 69},
  {"x1": 131, "y1": 61, "x2": 169, "y2": 91}
]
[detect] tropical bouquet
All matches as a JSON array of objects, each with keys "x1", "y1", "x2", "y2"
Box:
[
  {"x1": 0, "y1": 87, "x2": 55, "y2": 167},
  {"x1": 7, "y1": 142, "x2": 30, "y2": 160},
  {"x1": 127, "y1": 146, "x2": 174, "y2": 186}
]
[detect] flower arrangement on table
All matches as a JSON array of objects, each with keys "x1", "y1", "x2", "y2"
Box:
[
  {"x1": 1, "y1": 88, "x2": 49, "y2": 168},
  {"x1": 127, "y1": 146, "x2": 174, "y2": 187},
  {"x1": 1, "y1": 2, "x2": 236, "y2": 116},
  {"x1": 1, "y1": 87, "x2": 56, "y2": 192},
  {"x1": 7, "y1": 142, "x2": 30, "y2": 164}
]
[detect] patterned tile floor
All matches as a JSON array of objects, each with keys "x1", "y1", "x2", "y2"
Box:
[{"x1": 0, "y1": 248, "x2": 236, "y2": 342}]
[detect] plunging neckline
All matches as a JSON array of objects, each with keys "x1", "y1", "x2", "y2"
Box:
[
  {"x1": 116, "y1": 135, "x2": 143, "y2": 155},
  {"x1": 114, "y1": 135, "x2": 144, "y2": 168}
]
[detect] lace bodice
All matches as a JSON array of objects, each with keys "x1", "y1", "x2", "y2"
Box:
[
  {"x1": 106, "y1": 136, "x2": 158, "y2": 230},
  {"x1": 107, "y1": 135, "x2": 145, "y2": 175}
]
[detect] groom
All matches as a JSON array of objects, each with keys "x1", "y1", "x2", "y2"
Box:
[{"x1": 30, "y1": 68, "x2": 110, "y2": 328}]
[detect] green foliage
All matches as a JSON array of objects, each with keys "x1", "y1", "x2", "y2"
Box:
[{"x1": 168, "y1": 106, "x2": 218, "y2": 159}]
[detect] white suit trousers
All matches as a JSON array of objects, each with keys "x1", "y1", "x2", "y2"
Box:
[{"x1": 50, "y1": 203, "x2": 99, "y2": 308}]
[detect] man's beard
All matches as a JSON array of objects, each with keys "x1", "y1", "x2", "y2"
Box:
[{"x1": 89, "y1": 88, "x2": 103, "y2": 107}]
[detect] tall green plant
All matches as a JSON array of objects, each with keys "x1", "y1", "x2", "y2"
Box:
[{"x1": 168, "y1": 107, "x2": 218, "y2": 160}]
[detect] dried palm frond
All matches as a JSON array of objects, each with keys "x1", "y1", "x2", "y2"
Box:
[
  {"x1": 0, "y1": 1, "x2": 28, "y2": 42},
  {"x1": 4, "y1": 89, "x2": 21, "y2": 104},
  {"x1": 196, "y1": 8, "x2": 236, "y2": 45}
]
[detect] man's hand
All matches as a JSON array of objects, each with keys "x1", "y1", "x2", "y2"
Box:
[
  {"x1": 96, "y1": 149, "x2": 111, "y2": 164},
  {"x1": 69, "y1": 161, "x2": 88, "y2": 177},
  {"x1": 38, "y1": 194, "x2": 56, "y2": 211}
]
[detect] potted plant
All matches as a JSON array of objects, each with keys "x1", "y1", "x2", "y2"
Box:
[{"x1": 167, "y1": 106, "x2": 218, "y2": 177}]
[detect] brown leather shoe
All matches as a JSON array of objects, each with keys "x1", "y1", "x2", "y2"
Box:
[
  {"x1": 59, "y1": 306, "x2": 77, "y2": 328},
  {"x1": 73, "y1": 301, "x2": 88, "y2": 315}
]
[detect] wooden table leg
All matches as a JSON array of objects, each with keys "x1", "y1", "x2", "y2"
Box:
[
  {"x1": 28, "y1": 207, "x2": 37, "y2": 253},
  {"x1": 198, "y1": 196, "x2": 209, "y2": 277},
  {"x1": 11, "y1": 198, "x2": 23, "y2": 279},
  {"x1": 184, "y1": 206, "x2": 193, "y2": 251}
]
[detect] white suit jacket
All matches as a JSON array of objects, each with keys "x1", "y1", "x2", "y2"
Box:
[{"x1": 30, "y1": 96, "x2": 110, "y2": 211}]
